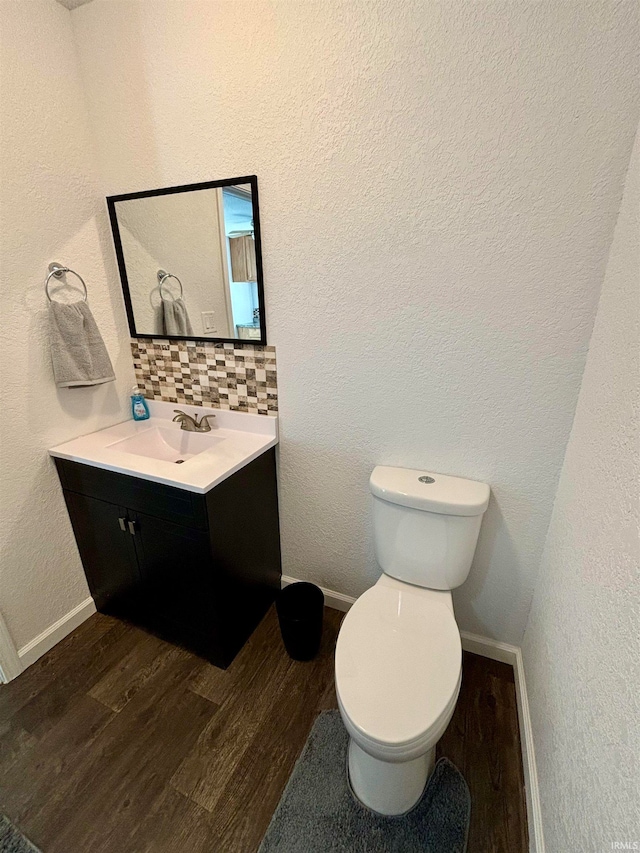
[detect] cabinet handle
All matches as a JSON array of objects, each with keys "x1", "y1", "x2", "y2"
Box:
[
  {"x1": 118, "y1": 517, "x2": 127, "y2": 532},
  {"x1": 127, "y1": 520, "x2": 137, "y2": 536}
]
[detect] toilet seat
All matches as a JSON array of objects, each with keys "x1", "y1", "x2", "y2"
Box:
[{"x1": 335, "y1": 582, "x2": 462, "y2": 760}]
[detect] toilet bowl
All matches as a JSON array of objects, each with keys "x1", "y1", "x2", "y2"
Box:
[
  {"x1": 335, "y1": 575, "x2": 462, "y2": 814},
  {"x1": 335, "y1": 466, "x2": 490, "y2": 816}
]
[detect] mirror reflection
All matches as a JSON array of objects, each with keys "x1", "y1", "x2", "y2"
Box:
[{"x1": 108, "y1": 178, "x2": 265, "y2": 343}]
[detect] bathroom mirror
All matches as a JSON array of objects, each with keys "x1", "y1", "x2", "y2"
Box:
[{"x1": 107, "y1": 176, "x2": 266, "y2": 344}]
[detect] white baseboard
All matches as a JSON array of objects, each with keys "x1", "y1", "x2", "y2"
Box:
[
  {"x1": 17, "y1": 597, "x2": 96, "y2": 671},
  {"x1": 513, "y1": 646, "x2": 545, "y2": 853},
  {"x1": 458, "y1": 629, "x2": 519, "y2": 665},
  {"x1": 280, "y1": 576, "x2": 544, "y2": 853},
  {"x1": 0, "y1": 610, "x2": 23, "y2": 683},
  {"x1": 281, "y1": 575, "x2": 355, "y2": 612}
]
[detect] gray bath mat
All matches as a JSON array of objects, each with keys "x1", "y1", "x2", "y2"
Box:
[
  {"x1": 259, "y1": 710, "x2": 470, "y2": 853},
  {"x1": 0, "y1": 816, "x2": 41, "y2": 853}
]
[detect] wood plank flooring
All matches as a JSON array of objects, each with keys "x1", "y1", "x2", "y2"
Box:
[
  {"x1": 438, "y1": 652, "x2": 528, "y2": 852},
  {"x1": 0, "y1": 607, "x2": 527, "y2": 852}
]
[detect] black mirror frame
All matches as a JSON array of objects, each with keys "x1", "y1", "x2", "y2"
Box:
[{"x1": 106, "y1": 174, "x2": 267, "y2": 346}]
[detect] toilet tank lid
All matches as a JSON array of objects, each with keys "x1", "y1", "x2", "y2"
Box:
[{"x1": 369, "y1": 466, "x2": 490, "y2": 516}]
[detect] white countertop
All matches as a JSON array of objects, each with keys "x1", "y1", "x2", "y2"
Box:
[{"x1": 49, "y1": 400, "x2": 278, "y2": 494}]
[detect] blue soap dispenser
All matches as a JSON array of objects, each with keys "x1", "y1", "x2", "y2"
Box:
[{"x1": 131, "y1": 386, "x2": 150, "y2": 421}]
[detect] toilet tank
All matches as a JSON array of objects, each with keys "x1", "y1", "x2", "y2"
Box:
[{"x1": 369, "y1": 467, "x2": 490, "y2": 591}]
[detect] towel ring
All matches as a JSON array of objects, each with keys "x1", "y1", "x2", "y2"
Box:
[
  {"x1": 157, "y1": 269, "x2": 183, "y2": 301},
  {"x1": 45, "y1": 263, "x2": 88, "y2": 303}
]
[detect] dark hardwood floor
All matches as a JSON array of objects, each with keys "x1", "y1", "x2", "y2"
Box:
[
  {"x1": 0, "y1": 607, "x2": 527, "y2": 852},
  {"x1": 438, "y1": 652, "x2": 528, "y2": 852}
]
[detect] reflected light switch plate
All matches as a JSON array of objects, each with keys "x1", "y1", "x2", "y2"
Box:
[{"x1": 201, "y1": 311, "x2": 217, "y2": 334}]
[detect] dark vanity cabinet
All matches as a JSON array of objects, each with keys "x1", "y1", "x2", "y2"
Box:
[{"x1": 55, "y1": 449, "x2": 281, "y2": 668}]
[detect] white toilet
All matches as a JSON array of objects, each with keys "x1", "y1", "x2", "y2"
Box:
[{"x1": 335, "y1": 465, "x2": 490, "y2": 816}]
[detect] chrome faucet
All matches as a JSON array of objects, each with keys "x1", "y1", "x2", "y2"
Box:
[{"x1": 172, "y1": 410, "x2": 216, "y2": 432}]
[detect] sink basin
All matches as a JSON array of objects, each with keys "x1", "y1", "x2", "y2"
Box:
[
  {"x1": 49, "y1": 400, "x2": 278, "y2": 493},
  {"x1": 107, "y1": 426, "x2": 224, "y2": 464}
]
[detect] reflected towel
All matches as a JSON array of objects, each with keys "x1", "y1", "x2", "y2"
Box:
[
  {"x1": 162, "y1": 297, "x2": 194, "y2": 336},
  {"x1": 48, "y1": 300, "x2": 115, "y2": 388}
]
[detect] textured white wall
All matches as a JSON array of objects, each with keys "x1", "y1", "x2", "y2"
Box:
[
  {"x1": 0, "y1": 0, "x2": 135, "y2": 649},
  {"x1": 522, "y1": 129, "x2": 639, "y2": 850},
  {"x1": 71, "y1": 0, "x2": 640, "y2": 643}
]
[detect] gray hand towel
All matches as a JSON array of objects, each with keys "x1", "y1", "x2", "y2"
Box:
[
  {"x1": 48, "y1": 300, "x2": 115, "y2": 387},
  {"x1": 162, "y1": 297, "x2": 194, "y2": 336}
]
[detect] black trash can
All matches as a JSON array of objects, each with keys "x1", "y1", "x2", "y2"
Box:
[{"x1": 276, "y1": 582, "x2": 324, "y2": 661}]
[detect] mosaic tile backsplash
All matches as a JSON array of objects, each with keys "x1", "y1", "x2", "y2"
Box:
[{"x1": 131, "y1": 340, "x2": 277, "y2": 414}]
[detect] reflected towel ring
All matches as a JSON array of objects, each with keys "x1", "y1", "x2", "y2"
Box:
[
  {"x1": 157, "y1": 269, "x2": 183, "y2": 301},
  {"x1": 45, "y1": 263, "x2": 88, "y2": 303}
]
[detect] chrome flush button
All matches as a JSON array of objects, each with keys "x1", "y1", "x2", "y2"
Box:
[{"x1": 418, "y1": 475, "x2": 435, "y2": 484}]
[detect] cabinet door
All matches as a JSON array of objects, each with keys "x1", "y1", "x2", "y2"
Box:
[
  {"x1": 229, "y1": 235, "x2": 257, "y2": 282},
  {"x1": 63, "y1": 491, "x2": 141, "y2": 613},
  {"x1": 129, "y1": 510, "x2": 222, "y2": 659}
]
